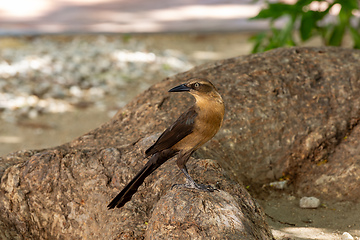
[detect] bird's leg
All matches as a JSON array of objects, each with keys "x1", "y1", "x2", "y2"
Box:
[
  {"x1": 180, "y1": 167, "x2": 216, "y2": 192},
  {"x1": 173, "y1": 151, "x2": 216, "y2": 192}
]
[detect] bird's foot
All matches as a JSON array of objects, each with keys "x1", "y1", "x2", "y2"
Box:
[{"x1": 172, "y1": 182, "x2": 217, "y2": 192}]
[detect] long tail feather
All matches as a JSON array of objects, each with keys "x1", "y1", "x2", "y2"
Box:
[
  {"x1": 107, "y1": 149, "x2": 176, "y2": 209},
  {"x1": 107, "y1": 163, "x2": 153, "y2": 209}
]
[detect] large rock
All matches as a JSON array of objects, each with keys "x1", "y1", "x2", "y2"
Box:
[
  {"x1": 68, "y1": 46, "x2": 360, "y2": 201},
  {"x1": 1, "y1": 46, "x2": 360, "y2": 239},
  {"x1": 0, "y1": 146, "x2": 272, "y2": 239},
  {"x1": 146, "y1": 159, "x2": 273, "y2": 240}
]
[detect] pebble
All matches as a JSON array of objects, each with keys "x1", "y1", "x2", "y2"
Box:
[
  {"x1": 299, "y1": 196, "x2": 321, "y2": 209},
  {"x1": 0, "y1": 35, "x2": 196, "y2": 121},
  {"x1": 269, "y1": 180, "x2": 288, "y2": 190},
  {"x1": 341, "y1": 232, "x2": 354, "y2": 240}
]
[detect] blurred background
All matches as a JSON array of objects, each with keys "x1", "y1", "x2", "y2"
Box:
[
  {"x1": 0, "y1": 0, "x2": 359, "y2": 156},
  {"x1": 0, "y1": 0, "x2": 267, "y2": 34},
  {"x1": 1, "y1": 1, "x2": 360, "y2": 239}
]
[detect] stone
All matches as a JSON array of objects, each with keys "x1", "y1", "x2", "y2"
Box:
[
  {"x1": 299, "y1": 197, "x2": 321, "y2": 209},
  {"x1": 147, "y1": 188, "x2": 272, "y2": 240},
  {"x1": 269, "y1": 180, "x2": 288, "y2": 190},
  {"x1": 341, "y1": 232, "x2": 354, "y2": 240},
  {"x1": 146, "y1": 159, "x2": 273, "y2": 240},
  {"x1": 0, "y1": 150, "x2": 273, "y2": 239}
]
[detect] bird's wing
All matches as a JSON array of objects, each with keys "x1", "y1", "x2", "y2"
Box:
[{"x1": 145, "y1": 106, "x2": 197, "y2": 156}]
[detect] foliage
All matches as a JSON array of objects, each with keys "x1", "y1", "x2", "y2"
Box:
[{"x1": 250, "y1": 0, "x2": 360, "y2": 53}]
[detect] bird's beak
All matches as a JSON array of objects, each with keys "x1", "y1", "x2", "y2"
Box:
[{"x1": 168, "y1": 84, "x2": 191, "y2": 92}]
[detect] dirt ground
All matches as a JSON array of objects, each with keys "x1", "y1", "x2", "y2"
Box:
[
  {"x1": 257, "y1": 192, "x2": 360, "y2": 239},
  {"x1": 1, "y1": 33, "x2": 359, "y2": 240}
]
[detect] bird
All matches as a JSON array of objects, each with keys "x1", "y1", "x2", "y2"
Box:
[{"x1": 107, "y1": 78, "x2": 225, "y2": 209}]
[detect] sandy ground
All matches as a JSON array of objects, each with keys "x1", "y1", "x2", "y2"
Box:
[
  {"x1": 1, "y1": 33, "x2": 359, "y2": 240},
  {"x1": 257, "y1": 192, "x2": 360, "y2": 240}
]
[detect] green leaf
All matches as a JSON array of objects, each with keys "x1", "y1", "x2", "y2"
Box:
[
  {"x1": 249, "y1": 0, "x2": 359, "y2": 51},
  {"x1": 251, "y1": 3, "x2": 297, "y2": 20},
  {"x1": 295, "y1": 0, "x2": 315, "y2": 8},
  {"x1": 300, "y1": 11, "x2": 316, "y2": 41},
  {"x1": 276, "y1": 17, "x2": 296, "y2": 46},
  {"x1": 251, "y1": 8, "x2": 276, "y2": 20},
  {"x1": 349, "y1": 26, "x2": 360, "y2": 49},
  {"x1": 328, "y1": 24, "x2": 346, "y2": 46},
  {"x1": 339, "y1": 6, "x2": 352, "y2": 23},
  {"x1": 250, "y1": 32, "x2": 267, "y2": 53},
  {"x1": 334, "y1": 0, "x2": 359, "y2": 11}
]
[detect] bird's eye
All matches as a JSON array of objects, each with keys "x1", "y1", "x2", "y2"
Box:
[{"x1": 194, "y1": 82, "x2": 200, "y2": 88}]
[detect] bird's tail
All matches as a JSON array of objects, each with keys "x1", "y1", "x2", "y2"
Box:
[{"x1": 107, "y1": 149, "x2": 176, "y2": 209}]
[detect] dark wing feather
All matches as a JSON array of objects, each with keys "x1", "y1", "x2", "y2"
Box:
[{"x1": 145, "y1": 106, "x2": 198, "y2": 156}]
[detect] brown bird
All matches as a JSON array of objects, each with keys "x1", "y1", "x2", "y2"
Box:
[{"x1": 107, "y1": 78, "x2": 225, "y2": 209}]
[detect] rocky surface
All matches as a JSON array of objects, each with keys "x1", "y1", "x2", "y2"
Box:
[
  {"x1": 70, "y1": 46, "x2": 360, "y2": 201},
  {"x1": 146, "y1": 159, "x2": 273, "y2": 240},
  {"x1": 0, "y1": 147, "x2": 273, "y2": 239},
  {"x1": 1, "y1": 46, "x2": 360, "y2": 239}
]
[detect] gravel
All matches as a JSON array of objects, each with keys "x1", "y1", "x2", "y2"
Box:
[{"x1": 0, "y1": 35, "x2": 196, "y2": 122}]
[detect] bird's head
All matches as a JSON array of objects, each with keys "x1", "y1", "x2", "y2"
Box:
[{"x1": 168, "y1": 78, "x2": 222, "y2": 103}]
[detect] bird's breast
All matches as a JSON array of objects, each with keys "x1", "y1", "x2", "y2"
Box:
[{"x1": 173, "y1": 100, "x2": 224, "y2": 152}]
